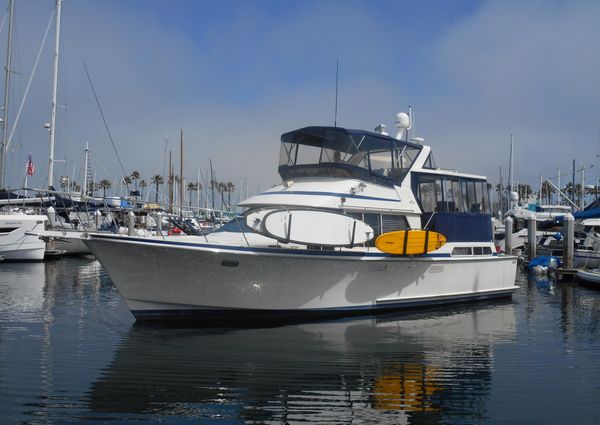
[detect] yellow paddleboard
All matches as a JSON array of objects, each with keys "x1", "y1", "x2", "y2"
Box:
[{"x1": 375, "y1": 230, "x2": 446, "y2": 255}]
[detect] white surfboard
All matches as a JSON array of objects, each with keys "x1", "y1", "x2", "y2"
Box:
[{"x1": 258, "y1": 209, "x2": 374, "y2": 246}]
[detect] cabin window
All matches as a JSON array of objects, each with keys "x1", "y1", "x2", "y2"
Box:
[
  {"x1": 415, "y1": 174, "x2": 491, "y2": 215},
  {"x1": 363, "y1": 213, "x2": 381, "y2": 236},
  {"x1": 452, "y1": 247, "x2": 472, "y2": 255},
  {"x1": 278, "y1": 128, "x2": 422, "y2": 185},
  {"x1": 367, "y1": 150, "x2": 393, "y2": 178},
  {"x1": 450, "y1": 179, "x2": 467, "y2": 212},
  {"x1": 423, "y1": 153, "x2": 437, "y2": 169},
  {"x1": 418, "y1": 180, "x2": 437, "y2": 213},
  {"x1": 381, "y1": 215, "x2": 409, "y2": 233},
  {"x1": 0, "y1": 227, "x2": 18, "y2": 233},
  {"x1": 294, "y1": 144, "x2": 322, "y2": 165},
  {"x1": 346, "y1": 212, "x2": 408, "y2": 244}
]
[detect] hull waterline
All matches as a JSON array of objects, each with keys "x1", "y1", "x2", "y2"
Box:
[{"x1": 85, "y1": 235, "x2": 518, "y2": 322}]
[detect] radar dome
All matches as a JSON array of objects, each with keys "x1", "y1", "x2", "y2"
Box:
[
  {"x1": 395, "y1": 112, "x2": 410, "y2": 129},
  {"x1": 509, "y1": 191, "x2": 519, "y2": 202}
]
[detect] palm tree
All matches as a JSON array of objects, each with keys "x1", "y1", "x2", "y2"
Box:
[
  {"x1": 130, "y1": 170, "x2": 140, "y2": 192},
  {"x1": 187, "y1": 182, "x2": 198, "y2": 207},
  {"x1": 97, "y1": 179, "x2": 112, "y2": 198},
  {"x1": 139, "y1": 179, "x2": 147, "y2": 199},
  {"x1": 540, "y1": 181, "x2": 555, "y2": 204},
  {"x1": 217, "y1": 182, "x2": 226, "y2": 211},
  {"x1": 226, "y1": 182, "x2": 235, "y2": 210},
  {"x1": 151, "y1": 174, "x2": 164, "y2": 203}
]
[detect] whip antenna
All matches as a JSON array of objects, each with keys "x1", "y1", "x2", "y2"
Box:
[{"x1": 334, "y1": 59, "x2": 339, "y2": 127}]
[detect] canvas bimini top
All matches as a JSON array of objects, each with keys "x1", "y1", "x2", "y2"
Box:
[{"x1": 278, "y1": 126, "x2": 423, "y2": 186}]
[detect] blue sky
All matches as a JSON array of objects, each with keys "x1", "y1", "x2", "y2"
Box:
[{"x1": 1, "y1": 0, "x2": 599, "y2": 200}]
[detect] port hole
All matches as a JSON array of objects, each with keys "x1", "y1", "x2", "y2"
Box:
[{"x1": 221, "y1": 260, "x2": 239, "y2": 267}]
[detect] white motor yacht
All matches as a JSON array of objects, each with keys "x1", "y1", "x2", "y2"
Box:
[{"x1": 82, "y1": 114, "x2": 519, "y2": 321}]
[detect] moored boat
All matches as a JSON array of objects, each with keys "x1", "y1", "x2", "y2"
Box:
[
  {"x1": 83, "y1": 113, "x2": 519, "y2": 321},
  {"x1": 0, "y1": 212, "x2": 47, "y2": 261},
  {"x1": 576, "y1": 268, "x2": 600, "y2": 286}
]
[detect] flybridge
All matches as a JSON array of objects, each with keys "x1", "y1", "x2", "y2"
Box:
[{"x1": 278, "y1": 126, "x2": 423, "y2": 186}]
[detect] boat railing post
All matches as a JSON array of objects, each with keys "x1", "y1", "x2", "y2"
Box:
[
  {"x1": 527, "y1": 216, "x2": 536, "y2": 260},
  {"x1": 127, "y1": 210, "x2": 135, "y2": 236},
  {"x1": 94, "y1": 209, "x2": 101, "y2": 230},
  {"x1": 563, "y1": 213, "x2": 574, "y2": 269},
  {"x1": 504, "y1": 216, "x2": 513, "y2": 255},
  {"x1": 155, "y1": 212, "x2": 162, "y2": 237}
]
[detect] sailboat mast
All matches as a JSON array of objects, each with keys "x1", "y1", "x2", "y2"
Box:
[
  {"x1": 179, "y1": 129, "x2": 183, "y2": 217},
  {"x1": 83, "y1": 142, "x2": 89, "y2": 195},
  {"x1": 47, "y1": 0, "x2": 62, "y2": 189},
  {"x1": 0, "y1": 0, "x2": 15, "y2": 189},
  {"x1": 508, "y1": 134, "x2": 514, "y2": 194}
]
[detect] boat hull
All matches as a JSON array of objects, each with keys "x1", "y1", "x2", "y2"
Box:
[
  {"x1": 576, "y1": 269, "x2": 600, "y2": 285},
  {"x1": 574, "y1": 249, "x2": 600, "y2": 269},
  {"x1": 0, "y1": 214, "x2": 47, "y2": 261},
  {"x1": 85, "y1": 234, "x2": 518, "y2": 321}
]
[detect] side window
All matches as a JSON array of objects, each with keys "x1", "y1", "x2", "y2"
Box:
[
  {"x1": 418, "y1": 181, "x2": 437, "y2": 213},
  {"x1": 381, "y1": 215, "x2": 409, "y2": 233},
  {"x1": 435, "y1": 179, "x2": 443, "y2": 211},
  {"x1": 481, "y1": 182, "x2": 491, "y2": 214},
  {"x1": 465, "y1": 181, "x2": 478, "y2": 212},
  {"x1": 452, "y1": 247, "x2": 472, "y2": 255},
  {"x1": 423, "y1": 153, "x2": 436, "y2": 169},
  {"x1": 451, "y1": 179, "x2": 467, "y2": 212},
  {"x1": 369, "y1": 150, "x2": 393, "y2": 177}
]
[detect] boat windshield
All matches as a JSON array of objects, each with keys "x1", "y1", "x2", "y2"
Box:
[{"x1": 278, "y1": 127, "x2": 422, "y2": 185}]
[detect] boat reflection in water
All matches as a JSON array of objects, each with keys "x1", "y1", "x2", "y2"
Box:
[{"x1": 89, "y1": 302, "x2": 516, "y2": 423}]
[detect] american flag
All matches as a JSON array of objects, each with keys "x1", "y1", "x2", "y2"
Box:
[{"x1": 26, "y1": 154, "x2": 35, "y2": 176}]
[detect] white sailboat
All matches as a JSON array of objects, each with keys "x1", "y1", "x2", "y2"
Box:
[{"x1": 0, "y1": 0, "x2": 47, "y2": 261}]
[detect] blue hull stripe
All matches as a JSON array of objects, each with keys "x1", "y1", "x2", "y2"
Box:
[{"x1": 131, "y1": 290, "x2": 515, "y2": 321}]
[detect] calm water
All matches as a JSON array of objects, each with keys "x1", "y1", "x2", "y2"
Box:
[{"x1": 1, "y1": 258, "x2": 600, "y2": 424}]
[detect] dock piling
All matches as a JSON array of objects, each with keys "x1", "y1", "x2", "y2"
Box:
[
  {"x1": 563, "y1": 213, "x2": 574, "y2": 269},
  {"x1": 527, "y1": 216, "x2": 537, "y2": 260},
  {"x1": 504, "y1": 216, "x2": 513, "y2": 255}
]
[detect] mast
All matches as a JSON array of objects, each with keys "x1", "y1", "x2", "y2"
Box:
[
  {"x1": 47, "y1": 0, "x2": 62, "y2": 189},
  {"x1": 0, "y1": 0, "x2": 15, "y2": 189},
  {"x1": 179, "y1": 129, "x2": 183, "y2": 217},
  {"x1": 209, "y1": 159, "x2": 215, "y2": 213},
  {"x1": 83, "y1": 142, "x2": 89, "y2": 195},
  {"x1": 508, "y1": 134, "x2": 514, "y2": 195},
  {"x1": 168, "y1": 150, "x2": 173, "y2": 213}
]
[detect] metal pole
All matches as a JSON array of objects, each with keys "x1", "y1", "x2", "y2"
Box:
[
  {"x1": 504, "y1": 216, "x2": 513, "y2": 255},
  {"x1": 0, "y1": 0, "x2": 15, "y2": 189},
  {"x1": 563, "y1": 213, "x2": 574, "y2": 269},
  {"x1": 527, "y1": 217, "x2": 536, "y2": 260},
  {"x1": 48, "y1": 0, "x2": 62, "y2": 189},
  {"x1": 127, "y1": 210, "x2": 135, "y2": 236},
  {"x1": 179, "y1": 129, "x2": 183, "y2": 217}
]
